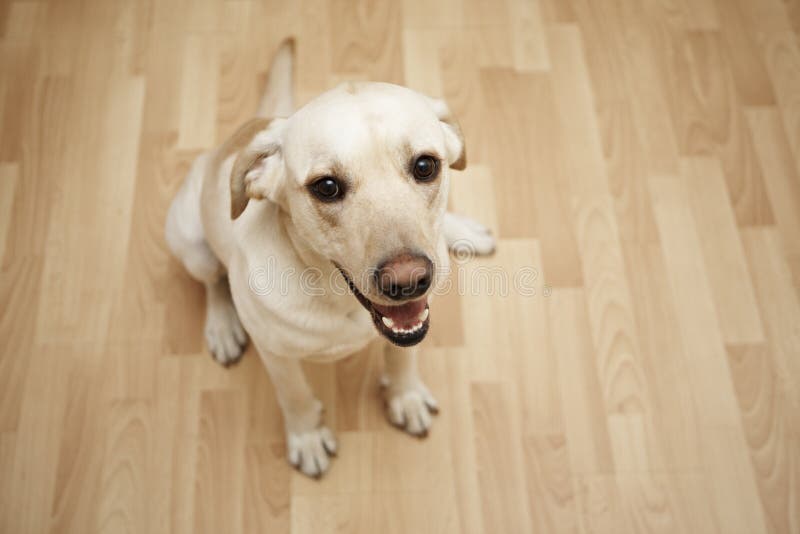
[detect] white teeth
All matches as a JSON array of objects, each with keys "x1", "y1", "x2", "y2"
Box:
[
  {"x1": 389, "y1": 321, "x2": 423, "y2": 335},
  {"x1": 382, "y1": 308, "x2": 429, "y2": 336}
]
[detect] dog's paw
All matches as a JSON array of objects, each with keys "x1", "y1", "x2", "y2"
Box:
[
  {"x1": 382, "y1": 377, "x2": 439, "y2": 437},
  {"x1": 444, "y1": 212, "x2": 496, "y2": 257},
  {"x1": 287, "y1": 425, "x2": 337, "y2": 478},
  {"x1": 204, "y1": 300, "x2": 248, "y2": 366}
]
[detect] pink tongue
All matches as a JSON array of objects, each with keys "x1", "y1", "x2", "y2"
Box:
[{"x1": 373, "y1": 299, "x2": 427, "y2": 328}]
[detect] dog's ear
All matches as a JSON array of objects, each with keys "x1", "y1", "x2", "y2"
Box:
[
  {"x1": 428, "y1": 98, "x2": 467, "y2": 171},
  {"x1": 230, "y1": 118, "x2": 287, "y2": 219}
]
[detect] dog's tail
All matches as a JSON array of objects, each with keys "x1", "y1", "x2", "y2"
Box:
[{"x1": 256, "y1": 37, "x2": 295, "y2": 118}]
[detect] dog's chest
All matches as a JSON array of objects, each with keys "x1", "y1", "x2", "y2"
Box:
[
  {"x1": 297, "y1": 305, "x2": 378, "y2": 362},
  {"x1": 236, "y1": 280, "x2": 379, "y2": 359}
]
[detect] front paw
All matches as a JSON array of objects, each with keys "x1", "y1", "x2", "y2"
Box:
[
  {"x1": 287, "y1": 425, "x2": 337, "y2": 478},
  {"x1": 382, "y1": 377, "x2": 439, "y2": 437}
]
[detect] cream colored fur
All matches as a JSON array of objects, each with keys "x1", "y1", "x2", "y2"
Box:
[{"x1": 165, "y1": 39, "x2": 494, "y2": 477}]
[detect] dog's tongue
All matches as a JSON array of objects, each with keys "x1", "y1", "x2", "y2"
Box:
[{"x1": 373, "y1": 298, "x2": 428, "y2": 328}]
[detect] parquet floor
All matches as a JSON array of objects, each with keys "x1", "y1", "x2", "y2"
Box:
[{"x1": 1, "y1": 0, "x2": 799, "y2": 532}]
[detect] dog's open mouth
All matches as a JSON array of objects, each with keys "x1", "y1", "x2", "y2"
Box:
[{"x1": 337, "y1": 268, "x2": 430, "y2": 347}]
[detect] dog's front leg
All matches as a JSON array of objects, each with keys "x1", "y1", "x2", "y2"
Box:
[
  {"x1": 382, "y1": 344, "x2": 439, "y2": 437},
  {"x1": 260, "y1": 351, "x2": 337, "y2": 477}
]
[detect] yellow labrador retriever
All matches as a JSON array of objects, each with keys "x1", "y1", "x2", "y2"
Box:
[{"x1": 166, "y1": 39, "x2": 494, "y2": 477}]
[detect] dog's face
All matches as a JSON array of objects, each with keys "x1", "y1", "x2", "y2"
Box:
[{"x1": 231, "y1": 82, "x2": 466, "y2": 346}]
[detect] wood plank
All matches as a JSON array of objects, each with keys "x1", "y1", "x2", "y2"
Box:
[
  {"x1": 509, "y1": 0, "x2": 550, "y2": 71},
  {"x1": 49, "y1": 363, "x2": 108, "y2": 534},
  {"x1": 759, "y1": 29, "x2": 800, "y2": 165},
  {"x1": 440, "y1": 348, "x2": 484, "y2": 534},
  {"x1": 714, "y1": 0, "x2": 776, "y2": 106},
  {"x1": 242, "y1": 441, "x2": 291, "y2": 533},
  {"x1": 746, "y1": 108, "x2": 800, "y2": 292},
  {"x1": 193, "y1": 390, "x2": 246, "y2": 534},
  {"x1": 548, "y1": 25, "x2": 611, "y2": 195},
  {"x1": 680, "y1": 0, "x2": 719, "y2": 29},
  {"x1": 402, "y1": 29, "x2": 443, "y2": 97},
  {"x1": 177, "y1": 35, "x2": 219, "y2": 149},
  {"x1": 727, "y1": 343, "x2": 800, "y2": 534},
  {"x1": 663, "y1": 30, "x2": 774, "y2": 226},
  {"x1": 523, "y1": 434, "x2": 580, "y2": 533},
  {"x1": 4, "y1": 346, "x2": 74, "y2": 533},
  {"x1": 551, "y1": 288, "x2": 615, "y2": 475},
  {"x1": 740, "y1": 229, "x2": 800, "y2": 403},
  {"x1": 439, "y1": 29, "x2": 491, "y2": 165},
  {"x1": 329, "y1": 0, "x2": 404, "y2": 84},
  {"x1": 648, "y1": 173, "x2": 769, "y2": 534},
  {"x1": 471, "y1": 382, "x2": 534, "y2": 534},
  {"x1": 621, "y1": 243, "x2": 703, "y2": 472},
  {"x1": 35, "y1": 74, "x2": 145, "y2": 347},
  {"x1": 682, "y1": 157, "x2": 765, "y2": 344},
  {"x1": 478, "y1": 68, "x2": 539, "y2": 238},
  {"x1": 95, "y1": 400, "x2": 151, "y2": 534},
  {"x1": 0, "y1": 162, "x2": 17, "y2": 264}
]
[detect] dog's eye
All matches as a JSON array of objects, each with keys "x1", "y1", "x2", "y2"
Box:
[
  {"x1": 412, "y1": 155, "x2": 439, "y2": 182},
  {"x1": 309, "y1": 177, "x2": 344, "y2": 202}
]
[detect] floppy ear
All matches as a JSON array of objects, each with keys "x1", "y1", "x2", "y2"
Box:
[
  {"x1": 230, "y1": 118, "x2": 287, "y2": 219},
  {"x1": 428, "y1": 98, "x2": 467, "y2": 171}
]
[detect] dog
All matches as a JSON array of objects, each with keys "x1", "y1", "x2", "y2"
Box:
[{"x1": 166, "y1": 39, "x2": 495, "y2": 477}]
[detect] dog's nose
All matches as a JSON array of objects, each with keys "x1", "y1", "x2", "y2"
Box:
[{"x1": 375, "y1": 252, "x2": 433, "y2": 301}]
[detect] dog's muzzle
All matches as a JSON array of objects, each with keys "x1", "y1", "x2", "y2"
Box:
[{"x1": 336, "y1": 265, "x2": 431, "y2": 347}]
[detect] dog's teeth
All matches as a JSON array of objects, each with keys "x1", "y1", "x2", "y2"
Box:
[
  {"x1": 388, "y1": 321, "x2": 425, "y2": 336},
  {"x1": 382, "y1": 316, "x2": 395, "y2": 328},
  {"x1": 418, "y1": 308, "x2": 429, "y2": 322}
]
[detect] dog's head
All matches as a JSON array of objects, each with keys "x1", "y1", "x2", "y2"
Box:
[{"x1": 230, "y1": 82, "x2": 465, "y2": 346}]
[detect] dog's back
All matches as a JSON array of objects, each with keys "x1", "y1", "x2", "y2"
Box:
[{"x1": 167, "y1": 38, "x2": 296, "y2": 270}]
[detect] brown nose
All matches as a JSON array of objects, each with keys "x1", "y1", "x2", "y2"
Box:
[{"x1": 375, "y1": 252, "x2": 433, "y2": 301}]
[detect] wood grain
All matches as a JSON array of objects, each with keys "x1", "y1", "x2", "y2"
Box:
[{"x1": 1, "y1": 0, "x2": 799, "y2": 532}]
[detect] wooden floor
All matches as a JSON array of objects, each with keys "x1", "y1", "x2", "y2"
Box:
[{"x1": 2, "y1": 0, "x2": 800, "y2": 532}]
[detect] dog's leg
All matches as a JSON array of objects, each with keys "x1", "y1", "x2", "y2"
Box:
[
  {"x1": 166, "y1": 154, "x2": 249, "y2": 365},
  {"x1": 442, "y1": 211, "x2": 496, "y2": 256},
  {"x1": 260, "y1": 351, "x2": 337, "y2": 478},
  {"x1": 382, "y1": 344, "x2": 439, "y2": 437},
  {"x1": 203, "y1": 278, "x2": 247, "y2": 366}
]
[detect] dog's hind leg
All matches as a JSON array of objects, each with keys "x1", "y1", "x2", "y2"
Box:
[
  {"x1": 442, "y1": 212, "x2": 496, "y2": 257},
  {"x1": 165, "y1": 153, "x2": 248, "y2": 365},
  {"x1": 202, "y1": 276, "x2": 247, "y2": 365}
]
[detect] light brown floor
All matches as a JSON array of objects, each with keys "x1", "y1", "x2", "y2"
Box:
[{"x1": 1, "y1": 0, "x2": 800, "y2": 532}]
